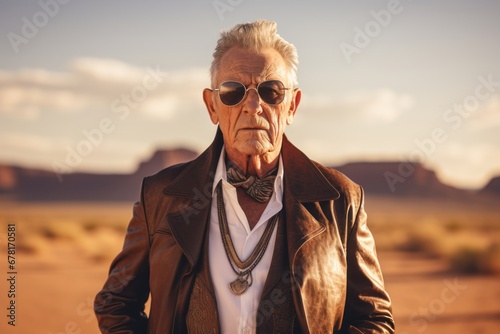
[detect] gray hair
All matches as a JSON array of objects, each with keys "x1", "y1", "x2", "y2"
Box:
[{"x1": 209, "y1": 20, "x2": 299, "y2": 87}]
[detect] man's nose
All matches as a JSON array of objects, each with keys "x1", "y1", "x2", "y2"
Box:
[{"x1": 242, "y1": 88, "x2": 263, "y2": 114}]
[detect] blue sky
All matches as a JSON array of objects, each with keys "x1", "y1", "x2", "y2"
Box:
[{"x1": 1, "y1": 0, "x2": 499, "y2": 189}]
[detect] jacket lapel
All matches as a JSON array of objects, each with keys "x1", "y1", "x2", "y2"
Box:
[
  {"x1": 260, "y1": 211, "x2": 288, "y2": 298},
  {"x1": 281, "y1": 136, "x2": 341, "y2": 332},
  {"x1": 162, "y1": 128, "x2": 224, "y2": 270},
  {"x1": 162, "y1": 131, "x2": 340, "y2": 271},
  {"x1": 281, "y1": 135, "x2": 340, "y2": 261},
  {"x1": 162, "y1": 130, "x2": 342, "y2": 332}
]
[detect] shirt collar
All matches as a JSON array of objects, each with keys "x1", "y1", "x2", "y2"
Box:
[{"x1": 212, "y1": 146, "x2": 284, "y2": 198}]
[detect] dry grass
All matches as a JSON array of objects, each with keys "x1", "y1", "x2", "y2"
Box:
[
  {"x1": 397, "y1": 220, "x2": 500, "y2": 275},
  {"x1": 0, "y1": 202, "x2": 130, "y2": 262},
  {"x1": 1, "y1": 197, "x2": 499, "y2": 275},
  {"x1": 366, "y1": 196, "x2": 500, "y2": 275}
]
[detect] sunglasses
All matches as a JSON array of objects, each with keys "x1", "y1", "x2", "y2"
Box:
[{"x1": 213, "y1": 80, "x2": 290, "y2": 106}]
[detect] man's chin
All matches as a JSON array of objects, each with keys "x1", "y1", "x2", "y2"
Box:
[{"x1": 234, "y1": 140, "x2": 274, "y2": 157}]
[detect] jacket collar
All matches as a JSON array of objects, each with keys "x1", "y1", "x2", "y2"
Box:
[
  {"x1": 163, "y1": 128, "x2": 224, "y2": 199},
  {"x1": 163, "y1": 128, "x2": 340, "y2": 202},
  {"x1": 161, "y1": 128, "x2": 222, "y2": 269},
  {"x1": 281, "y1": 135, "x2": 340, "y2": 202},
  {"x1": 162, "y1": 128, "x2": 340, "y2": 268}
]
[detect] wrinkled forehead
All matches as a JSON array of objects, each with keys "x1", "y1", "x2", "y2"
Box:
[{"x1": 216, "y1": 47, "x2": 289, "y2": 85}]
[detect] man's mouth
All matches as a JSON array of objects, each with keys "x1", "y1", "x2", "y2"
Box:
[{"x1": 240, "y1": 127, "x2": 266, "y2": 131}]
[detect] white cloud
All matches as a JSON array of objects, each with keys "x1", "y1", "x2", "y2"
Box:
[
  {"x1": 465, "y1": 94, "x2": 500, "y2": 131},
  {"x1": 69, "y1": 57, "x2": 148, "y2": 85},
  {"x1": 0, "y1": 58, "x2": 208, "y2": 120},
  {"x1": 300, "y1": 89, "x2": 414, "y2": 123},
  {"x1": 0, "y1": 85, "x2": 88, "y2": 119},
  {"x1": 0, "y1": 132, "x2": 54, "y2": 152},
  {"x1": 433, "y1": 142, "x2": 500, "y2": 189},
  {"x1": 0, "y1": 68, "x2": 72, "y2": 87},
  {"x1": 140, "y1": 95, "x2": 181, "y2": 119},
  {"x1": 0, "y1": 59, "x2": 413, "y2": 124},
  {"x1": 0, "y1": 67, "x2": 81, "y2": 119},
  {"x1": 138, "y1": 67, "x2": 207, "y2": 119}
]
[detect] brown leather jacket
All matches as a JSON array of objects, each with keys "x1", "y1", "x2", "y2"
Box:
[{"x1": 95, "y1": 129, "x2": 394, "y2": 333}]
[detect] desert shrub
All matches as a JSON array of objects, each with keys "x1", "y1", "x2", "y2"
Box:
[
  {"x1": 82, "y1": 220, "x2": 101, "y2": 232},
  {"x1": 398, "y1": 218, "x2": 499, "y2": 276},
  {"x1": 480, "y1": 243, "x2": 500, "y2": 274},
  {"x1": 16, "y1": 234, "x2": 48, "y2": 254},
  {"x1": 399, "y1": 220, "x2": 444, "y2": 256},
  {"x1": 36, "y1": 220, "x2": 85, "y2": 240},
  {"x1": 369, "y1": 220, "x2": 408, "y2": 251},
  {"x1": 82, "y1": 219, "x2": 127, "y2": 234},
  {"x1": 444, "y1": 220, "x2": 463, "y2": 233},
  {"x1": 450, "y1": 243, "x2": 500, "y2": 275},
  {"x1": 450, "y1": 247, "x2": 484, "y2": 274}
]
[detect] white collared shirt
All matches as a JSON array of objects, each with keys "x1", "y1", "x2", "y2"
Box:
[{"x1": 208, "y1": 148, "x2": 284, "y2": 334}]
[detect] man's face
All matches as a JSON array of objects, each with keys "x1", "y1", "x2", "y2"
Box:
[{"x1": 203, "y1": 47, "x2": 301, "y2": 159}]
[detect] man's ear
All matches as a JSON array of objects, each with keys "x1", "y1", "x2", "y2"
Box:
[
  {"x1": 203, "y1": 88, "x2": 219, "y2": 125},
  {"x1": 286, "y1": 88, "x2": 301, "y2": 125}
]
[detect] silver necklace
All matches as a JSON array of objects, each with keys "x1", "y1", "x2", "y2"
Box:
[{"x1": 215, "y1": 181, "x2": 278, "y2": 295}]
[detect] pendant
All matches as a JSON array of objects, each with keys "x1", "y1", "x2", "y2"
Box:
[{"x1": 229, "y1": 276, "x2": 249, "y2": 295}]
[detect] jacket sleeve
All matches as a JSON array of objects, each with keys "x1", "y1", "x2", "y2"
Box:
[
  {"x1": 94, "y1": 182, "x2": 150, "y2": 333},
  {"x1": 340, "y1": 186, "x2": 395, "y2": 333}
]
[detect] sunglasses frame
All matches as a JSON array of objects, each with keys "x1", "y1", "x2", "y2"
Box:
[{"x1": 213, "y1": 80, "x2": 291, "y2": 106}]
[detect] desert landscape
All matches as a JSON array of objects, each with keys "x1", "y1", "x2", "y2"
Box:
[
  {"x1": 0, "y1": 151, "x2": 499, "y2": 333},
  {"x1": 2, "y1": 1, "x2": 500, "y2": 332},
  {"x1": 1, "y1": 198, "x2": 499, "y2": 333}
]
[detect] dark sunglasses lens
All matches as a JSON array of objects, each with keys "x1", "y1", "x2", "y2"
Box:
[
  {"x1": 219, "y1": 82, "x2": 245, "y2": 105},
  {"x1": 258, "y1": 80, "x2": 285, "y2": 105}
]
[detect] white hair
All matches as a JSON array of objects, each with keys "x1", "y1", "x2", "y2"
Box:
[{"x1": 209, "y1": 20, "x2": 299, "y2": 87}]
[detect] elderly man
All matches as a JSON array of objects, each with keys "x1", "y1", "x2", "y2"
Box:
[{"x1": 95, "y1": 20, "x2": 394, "y2": 333}]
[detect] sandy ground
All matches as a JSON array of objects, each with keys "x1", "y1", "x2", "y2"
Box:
[
  {"x1": 2, "y1": 247, "x2": 499, "y2": 334},
  {"x1": 381, "y1": 252, "x2": 500, "y2": 333},
  {"x1": 0, "y1": 199, "x2": 499, "y2": 333}
]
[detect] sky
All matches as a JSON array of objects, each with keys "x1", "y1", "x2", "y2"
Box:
[{"x1": 0, "y1": 0, "x2": 499, "y2": 190}]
